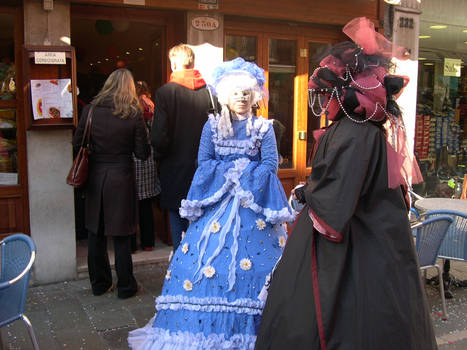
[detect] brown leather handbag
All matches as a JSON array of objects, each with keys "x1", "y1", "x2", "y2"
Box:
[{"x1": 66, "y1": 106, "x2": 94, "y2": 187}]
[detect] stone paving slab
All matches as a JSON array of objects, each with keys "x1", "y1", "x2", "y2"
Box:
[{"x1": 1, "y1": 260, "x2": 467, "y2": 349}]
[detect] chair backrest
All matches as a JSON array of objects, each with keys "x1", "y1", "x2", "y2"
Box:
[
  {"x1": 412, "y1": 215, "x2": 453, "y2": 267},
  {"x1": 425, "y1": 210, "x2": 467, "y2": 261},
  {"x1": 0, "y1": 233, "x2": 36, "y2": 327}
]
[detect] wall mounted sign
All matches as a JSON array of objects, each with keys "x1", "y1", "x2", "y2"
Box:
[
  {"x1": 34, "y1": 51, "x2": 66, "y2": 65},
  {"x1": 444, "y1": 58, "x2": 462, "y2": 77},
  {"x1": 198, "y1": 0, "x2": 218, "y2": 10},
  {"x1": 192, "y1": 16, "x2": 220, "y2": 31}
]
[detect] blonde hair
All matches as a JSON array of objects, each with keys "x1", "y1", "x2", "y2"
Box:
[
  {"x1": 92, "y1": 68, "x2": 141, "y2": 119},
  {"x1": 169, "y1": 44, "x2": 195, "y2": 69}
]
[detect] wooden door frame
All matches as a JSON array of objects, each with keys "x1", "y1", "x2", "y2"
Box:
[{"x1": 0, "y1": 5, "x2": 29, "y2": 238}]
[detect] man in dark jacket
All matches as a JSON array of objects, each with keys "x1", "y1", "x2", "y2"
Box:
[{"x1": 151, "y1": 44, "x2": 214, "y2": 251}]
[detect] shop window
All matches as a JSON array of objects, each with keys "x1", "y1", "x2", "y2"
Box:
[
  {"x1": 225, "y1": 35, "x2": 257, "y2": 62},
  {"x1": 0, "y1": 12, "x2": 17, "y2": 185},
  {"x1": 414, "y1": 58, "x2": 466, "y2": 198},
  {"x1": 268, "y1": 38, "x2": 296, "y2": 169}
]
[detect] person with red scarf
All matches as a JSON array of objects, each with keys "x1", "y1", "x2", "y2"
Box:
[
  {"x1": 255, "y1": 17, "x2": 436, "y2": 350},
  {"x1": 151, "y1": 44, "x2": 215, "y2": 252}
]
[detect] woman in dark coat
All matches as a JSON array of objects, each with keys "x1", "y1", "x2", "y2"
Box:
[
  {"x1": 131, "y1": 81, "x2": 161, "y2": 252},
  {"x1": 73, "y1": 68, "x2": 149, "y2": 299},
  {"x1": 255, "y1": 17, "x2": 435, "y2": 350}
]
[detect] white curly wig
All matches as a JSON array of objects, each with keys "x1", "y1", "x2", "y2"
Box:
[{"x1": 211, "y1": 57, "x2": 268, "y2": 139}]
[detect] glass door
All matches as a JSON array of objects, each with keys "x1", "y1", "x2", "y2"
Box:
[
  {"x1": 268, "y1": 38, "x2": 297, "y2": 170},
  {"x1": 224, "y1": 26, "x2": 338, "y2": 194}
]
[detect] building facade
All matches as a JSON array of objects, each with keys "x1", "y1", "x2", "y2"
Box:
[{"x1": 2, "y1": 0, "x2": 420, "y2": 284}]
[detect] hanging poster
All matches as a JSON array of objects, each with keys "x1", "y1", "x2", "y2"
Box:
[{"x1": 30, "y1": 78, "x2": 73, "y2": 120}]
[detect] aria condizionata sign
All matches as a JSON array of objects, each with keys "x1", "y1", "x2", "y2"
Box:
[{"x1": 34, "y1": 51, "x2": 66, "y2": 65}]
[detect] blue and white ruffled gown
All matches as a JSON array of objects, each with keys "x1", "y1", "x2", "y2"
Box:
[{"x1": 128, "y1": 115, "x2": 295, "y2": 350}]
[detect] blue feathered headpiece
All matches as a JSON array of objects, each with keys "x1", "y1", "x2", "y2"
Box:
[{"x1": 211, "y1": 57, "x2": 266, "y2": 89}]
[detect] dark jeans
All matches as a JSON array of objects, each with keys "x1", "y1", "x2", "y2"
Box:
[
  {"x1": 131, "y1": 198, "x2": 155, "y2": 251},
  {"x1": 88, "y1": 229, "x2": 138, "y2": 299},
  {"x1": 168, "y1": 209, "x2": 189, "y2": 251},
  {"x1": 139, "y1": 198, "x2": 155, "y2": 248}
]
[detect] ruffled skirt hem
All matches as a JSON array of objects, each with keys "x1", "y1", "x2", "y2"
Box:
[{"x1": 128, "y1": 318, "x2": 256, "y2": 350}]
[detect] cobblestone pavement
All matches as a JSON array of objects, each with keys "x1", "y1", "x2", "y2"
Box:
[{"x1": 1, "y1": 261, "x2": 467, "y2": 349}]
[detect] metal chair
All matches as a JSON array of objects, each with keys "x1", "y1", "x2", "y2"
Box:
[
  {"x1": 425, "y1": 210, "x2": 467, "y2": 263},
  {"x1": 425, "y1": 210, "x2": 467, "y2": 298},
  {"x1": 0, "y1": 233, "x2": 39, "y2": 350},
  {"x1": 412, "y1": 215, "x2": 453, "y2": 320}
]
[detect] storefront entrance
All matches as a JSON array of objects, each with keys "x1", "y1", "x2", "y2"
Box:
[{"x1": 70, "y1": 5, "x2": 184, "y2": 255}]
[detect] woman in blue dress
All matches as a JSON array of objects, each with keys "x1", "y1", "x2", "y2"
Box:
[{"x1": 128, "y1": 58, "x2": 294, "y2": 350}]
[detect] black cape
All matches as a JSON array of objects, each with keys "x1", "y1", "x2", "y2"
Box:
[{"x1": 255, "y1": 117, "x2": 437, "y2": 350}]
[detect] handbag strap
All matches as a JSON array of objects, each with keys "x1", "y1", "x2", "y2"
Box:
[{"x1": 81, "y1": 105, "x2": 95, "y2": 148}]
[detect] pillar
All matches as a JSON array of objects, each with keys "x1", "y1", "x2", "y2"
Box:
[
  {"x1": 186, "y1": 11, "x2": 224, "y2": 84},
  {"x1": 387, "y1": 0, "x2": 422, "y2": 157},
  {"x1": 23, "y1": 0, "x2": 76, "y2": 284}
]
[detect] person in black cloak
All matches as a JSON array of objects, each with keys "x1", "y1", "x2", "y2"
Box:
[{"x1": 254, "y1": 17, "x2": 436, "y2": 350}]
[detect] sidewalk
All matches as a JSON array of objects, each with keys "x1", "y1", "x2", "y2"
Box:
[{"x1": 1, "y1": 259, "x2": 467, "y2": 349}]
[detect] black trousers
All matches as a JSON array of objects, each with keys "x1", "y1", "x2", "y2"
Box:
[
  {"x1": 139, "y1": 198, "x2": 155, "y2": 248},
  {"x1": 88, "y1": 227, "x2": 138, "y2": 299},
  {"x1": 131, "y1": 197, "x2": 155, "y2": 250}
]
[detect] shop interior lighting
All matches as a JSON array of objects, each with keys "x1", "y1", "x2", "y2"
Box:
[
  {"x1": 97, "y1": 61, "x2": 101, "y2": 64},
  {"x1": 418, "y1": 58, "x2": 427, "y2": 60},
  {"x1": 463, "y1": 29, "x2": 467, "y2": 33},
  {"x1": 429, "y1": 25, "x2": 447, "y2": 29},
  {"x1": 60, "y1": 36, "x2": 71, "y2": 45},
  {"x1": 126, "y1": 51, "x2": 131, "y2": 55},
  {"x1": 424, "y1": 63, "x2": 434, "y2": 66},
  {"x1": 383, "y1": 0, "x2": 401, "y2": 4},
  {"x1": 138, "y1": 47, "x2": 143, "y2": 51},
  {"x1": 419, "y1": 35, "x2": 432, "y2": 39},
  {"x1": 105, "y1": 58, "x2": 109, "y2": 61}
]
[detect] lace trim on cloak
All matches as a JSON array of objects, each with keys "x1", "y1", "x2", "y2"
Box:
[
  {"x1": 156, "y1": 295, "x2": 264, "y2": 315},
  {"x1": 128, "y1": 319, "x2": 256, "y2": 350},
  {"x1": 210, "y1": 115, "x2": 271, "y2": 156},
  {"x1": 179, "y1": 158, "x2": 294, "y2": 224}
]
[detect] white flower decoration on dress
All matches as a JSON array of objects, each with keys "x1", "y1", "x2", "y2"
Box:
[
  {"x1": 256, "y1": 219, "x2": 266, "y2": 231},
  {"x1": 240, "y1": 258, "x2": 252, "y2": 271},
  {"x1": 181, "y1": 231, "x2": 186, "y2": 241},
  {"x1": 181, "y1": 243, "x2": 189, "y2": 254},
  {"x1": 165, "y1": 270, "x2": 171, "y2": 280},
  {"x1": 203, "y1": 266, "x2": 216, "y2": 278},
  {"x1": 241, "y1": 199, "x2": 249, "y2": 208},
  {"x1": 278, "y1": 235, "x2": 287, "y2": 248},
  {"x1": 211, "y1": 221, "x2": 221, "y2": 233},
  {"x1": 183, "y1": 279, "x2": 193, "y2": 291}
]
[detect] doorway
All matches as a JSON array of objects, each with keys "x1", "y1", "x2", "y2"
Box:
[{"x1": 70, "y1": 5, "x2": 183, "y2": 269}]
